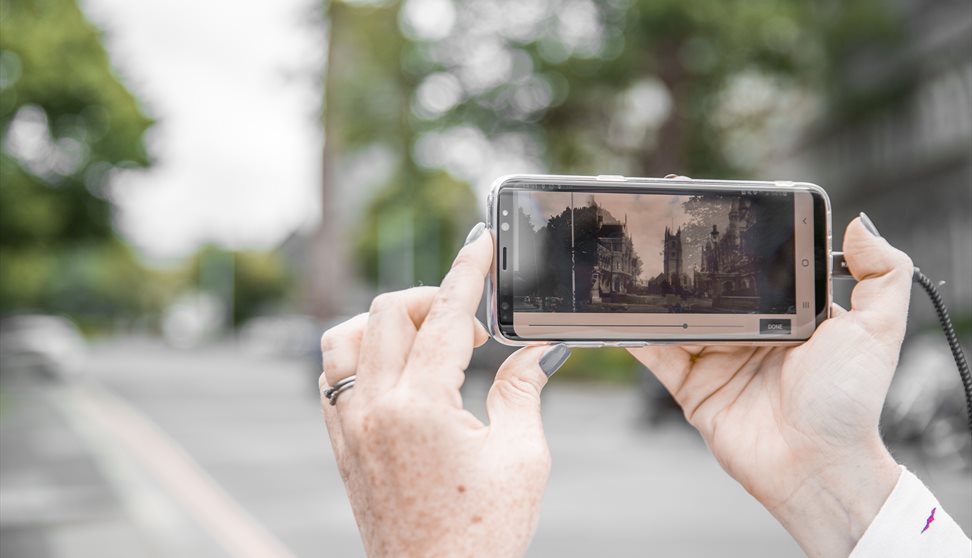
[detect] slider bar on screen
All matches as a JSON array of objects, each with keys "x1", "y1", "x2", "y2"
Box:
[{"x1": 523, "y1": 324, "x2": 746, "y2": 328}]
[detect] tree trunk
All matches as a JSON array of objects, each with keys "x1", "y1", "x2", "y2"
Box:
[
  {"x1": 304, "y1": 1, "x2": 346, "y2": 320},
  {"x1": 643, "y1": 39, "x2": 686, "y2": 176}
]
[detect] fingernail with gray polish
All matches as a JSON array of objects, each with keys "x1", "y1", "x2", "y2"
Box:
[
  {"x1": 859, "y1": 212, "x2": 881, "y2": 237},
  {"x1": 539, "y1": 344, "x2": 571, "y2": 377},
  {"x1": 464, "y1": 222, "x2": 486, "y2": 246}
]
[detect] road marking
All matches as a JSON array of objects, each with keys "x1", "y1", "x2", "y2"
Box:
[{"x1": 60, "y1": 383, "x2": 297, "y2": 558}]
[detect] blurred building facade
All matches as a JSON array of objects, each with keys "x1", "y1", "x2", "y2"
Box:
[{"x1": 773, "y1": 0, "x2": 972, "y2": 325}]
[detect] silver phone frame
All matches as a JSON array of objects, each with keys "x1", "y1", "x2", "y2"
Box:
[{"x1": 484, "y1": 174, "x2": 833, "y2": 348}]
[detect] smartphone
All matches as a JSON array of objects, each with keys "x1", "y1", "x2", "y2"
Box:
[{"x1": 485, "y1": 174, "x2": 832, "y2": 346}]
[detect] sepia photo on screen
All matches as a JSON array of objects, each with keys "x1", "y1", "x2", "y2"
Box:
[{"x1": 510, "y1": 190, "x2": 796, "y2": 314}]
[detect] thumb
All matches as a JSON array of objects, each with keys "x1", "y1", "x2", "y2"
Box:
[
  {"x1": 842, "y1": 213, "x2": 914, "y2": 342},
  {"x1": 486, "y1": 344, "x2": 570, "y2": 434}
]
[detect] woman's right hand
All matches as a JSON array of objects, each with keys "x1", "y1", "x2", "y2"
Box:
[
  {"x1": 318, "y1": 224, "x2": 570, "y2": 557},
  {"x1": 629, "y1": 215, "x2": 914, "y2": 558}
]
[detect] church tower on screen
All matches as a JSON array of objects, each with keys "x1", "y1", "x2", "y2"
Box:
[{"x1": 663, "y1": 226, "x2": 683, "y2": 288}]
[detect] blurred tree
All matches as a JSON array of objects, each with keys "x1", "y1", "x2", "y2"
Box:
[
  {"x1": 309, "y1": 0, "x2": 478, "y2": 318},
  {"x1": 315, "y1": 0, "x2": 894, "y2": 303},
  {"x1": 0, "y1": 0, "x2": 155, "y2": 323},
  {"x1": 1, "y1": 237, "x2": 174, "y2": 329},
  {"x1": 190, "y1": 246, "x2": 291, "y2": 326},
  {"x1": 355, "y1": 170, "x2": 477, "y2": 288},
  {"x1": 231, "y1": 251, "x2": 291, "y2": 326}
]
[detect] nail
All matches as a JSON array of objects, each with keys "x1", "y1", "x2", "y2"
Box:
[
  {"x1": 464, "y1": 222, "x2": 486, "y2": 246},
  {"x1": 859, "y1": 212, "x2": 881, "y2": 237},
  {"x1": 539, "y1": 344, "x2": 571, "y2": 377}
]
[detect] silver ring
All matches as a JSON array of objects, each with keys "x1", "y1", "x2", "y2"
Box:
[{"x1": 324, "y1": 375, "x2": 356, "y2": 406}]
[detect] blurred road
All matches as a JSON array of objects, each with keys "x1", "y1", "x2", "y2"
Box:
[{"x1": 2, "y1": 338, "x2": 970, "y2": 557}]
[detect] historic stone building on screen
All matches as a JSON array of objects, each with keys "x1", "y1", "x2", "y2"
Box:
[{"x1": 511, "y1": 191, "x2": 795, "y2": 315}]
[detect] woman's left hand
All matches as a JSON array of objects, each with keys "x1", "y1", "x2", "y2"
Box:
[{"x1": 319, "y1": 223, "x2": 570, "y2": 558}]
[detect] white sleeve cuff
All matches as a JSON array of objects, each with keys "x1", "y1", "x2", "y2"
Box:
[{"x1": 850, "y1": 465, "x2": 971, "y2": 558}]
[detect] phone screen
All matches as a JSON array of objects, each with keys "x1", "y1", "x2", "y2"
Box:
[{"x1": 495, "y1": 182, "x2": 827, "y2": 342}]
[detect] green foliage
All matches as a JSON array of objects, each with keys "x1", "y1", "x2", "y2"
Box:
[
  {"x1": 188, "y1": 246, "x2": 293, "y2": 326},
  {"x1": 332, "y1": 0, "x2": 897, "y2": 290},
  {"x1": 355, "y1": 171, "x2": 478, "y2": 287},
  {"x1": 324, "y1": 2, "x2": 410, "y2": 150},
  {"x1": 0, "y1": 0, "x2": 154, "y2": 319},
  {"x1": 554, "y1": 347, "x2": 642, "y2": 383},
  {"x1": 0, "y1": 239, "x2": 174, "y2": 330},
  {"x1": 325, "y1": 0, "x2": 900, "y2": 381},
  {"x1": 231, "y1": 251, "x2": 292, "y2": 325},
  {"x1": 534, "y1": 0, "x2": 895, "y2": 177}
]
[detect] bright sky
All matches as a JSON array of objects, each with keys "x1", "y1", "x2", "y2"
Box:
[{"x1": 81, "y1": 0, "x2": 323, "y2": 260}]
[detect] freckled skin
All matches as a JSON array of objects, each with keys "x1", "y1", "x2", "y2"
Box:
[
  {"x1": 319, "y1": 232, "x2": 554, "y2": 558},
  {"x1": 626, "y1": 218, "x2": 919, "y2": 558},
  {"x1": 329, "y1": 397, "x2": 550, "y2": 557},
  {"x1": 319, "y1": 216, "x2": 927, "y2": 558}
]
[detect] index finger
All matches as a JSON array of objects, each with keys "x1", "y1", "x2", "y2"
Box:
[{"x1": 404, "y1": 223, "x2": 492, "y2": 396}]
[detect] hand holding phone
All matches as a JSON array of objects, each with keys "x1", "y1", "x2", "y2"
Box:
[
  {"x1": 487, "y1": 174, "x2": 831, "y2": 345},
  {"x1": 628, "y1": 215, "x2": 914, "y2": 557},
  {"x1": 318, "y1": 229, "x2": 558, "y2": 557}
]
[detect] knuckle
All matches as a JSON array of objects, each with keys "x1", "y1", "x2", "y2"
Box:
[
  {"x1": 320, "y1": 327, "x2": 338, "y2": 353},
  {"x1": 492, "y1": 375, "x2": 542, "y2": 405},
  {"x1": 512, "y1": 442, "x2": 551, "y2": 475},
  {"x1": 892, "y1": 249, "x2": 914, "y2": 274},
  {"x1": 369, "y1": 291, "x2": 399, "y2": 314},
  {"x1": 320, "y1": 312, "x2": 369, "y2": 353},
  {"x1": 535, "y1": 446, "x2": 552, "y2": 473},
  {"x1": 320, "y1": 314, "x2": 363, "y2": 352},
  {"x1": 320, "y1": 337, "x2": 350, "y2": 383}
]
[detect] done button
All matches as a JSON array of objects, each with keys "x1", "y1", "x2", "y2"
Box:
[{"x1": 759, "y1": 319, "x2": 791, "y2": 335}]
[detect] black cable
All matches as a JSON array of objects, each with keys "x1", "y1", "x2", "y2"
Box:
[{"x1": 913, "y1": 268, "x2": 972, "y2": 439}]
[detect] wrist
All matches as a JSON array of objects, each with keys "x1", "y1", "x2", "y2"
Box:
[{"x1": 764, "y1": 438, "x2": 900, "y2": 558}]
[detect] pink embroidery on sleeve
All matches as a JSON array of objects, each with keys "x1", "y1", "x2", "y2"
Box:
[{"x1": 921, "y1": 507, "x2": 936, "y2": 534}]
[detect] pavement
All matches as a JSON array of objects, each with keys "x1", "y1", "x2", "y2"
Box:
[{"x1": 1, "y1": 337, "x2": 970, "y2": 557}]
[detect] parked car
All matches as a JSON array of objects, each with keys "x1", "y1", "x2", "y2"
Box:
[{"x1": 0, "y1": 315, "x2": 86, "y2": 379}]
